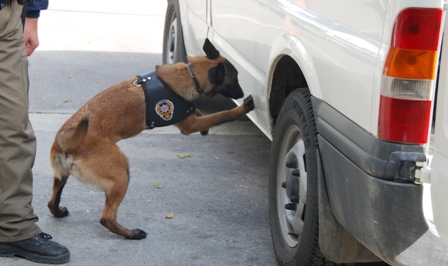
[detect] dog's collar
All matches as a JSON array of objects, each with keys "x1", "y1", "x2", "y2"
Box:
[{"x1": 187, "y1": 63, "x2": 204, "y2": 95}]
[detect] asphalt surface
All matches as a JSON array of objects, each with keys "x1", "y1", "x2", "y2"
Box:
[{"x1": 0, "y1": 1, "x2": 276, "y2": 265}]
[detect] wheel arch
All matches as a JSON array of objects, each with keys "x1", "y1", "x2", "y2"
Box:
[{"x1": 266, "y1": 35, "x2": 321, "y2": 135}]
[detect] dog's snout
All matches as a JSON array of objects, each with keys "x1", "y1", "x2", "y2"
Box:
[
  {"x1": 234, "y1": 90, "x2": 244, "y2": 99},
  {"x1": 219, "y1": 83, "x2": 244, "y2": 99}
]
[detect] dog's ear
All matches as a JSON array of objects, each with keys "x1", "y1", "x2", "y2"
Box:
[
  {"x1": 203, "y1": 38, "x2": 220, "y2": 60},
  {"x1": 209, "y1": 62, "x2": 225, "y2": 85}
]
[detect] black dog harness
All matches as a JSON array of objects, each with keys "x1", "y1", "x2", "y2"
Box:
[{"x1": 136, "y1": 71, "x2": 196, "y2": 129}]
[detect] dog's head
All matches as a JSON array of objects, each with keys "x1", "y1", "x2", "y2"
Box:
[{"x1": 192, "y1": 39, "x2": 244, "y2": 99}]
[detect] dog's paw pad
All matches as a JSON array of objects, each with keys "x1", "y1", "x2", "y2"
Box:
[
  {"x1": 243, "y1": 95, "x2": 255, "y2": 112},
  {"x1": 243, "y1": 95, "x2": 253, "y2": 103}
]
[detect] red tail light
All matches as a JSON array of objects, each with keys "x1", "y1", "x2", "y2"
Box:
[{"x1": 378, "y1": 8, "x2": 442, "y2": 144}]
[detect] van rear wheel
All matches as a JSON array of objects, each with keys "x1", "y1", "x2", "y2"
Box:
[
  {"x1": 269, "y1": 89, "x2": 390, "y2": 266},
  {"x1": 268, "y1": 88, "x2": 325, "y2": 265}
]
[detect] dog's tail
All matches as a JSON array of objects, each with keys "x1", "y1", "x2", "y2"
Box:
[{"x1": 56, "y1": 118, "x2": 89, "y2": 152}]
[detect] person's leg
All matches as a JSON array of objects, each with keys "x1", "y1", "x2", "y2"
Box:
[
  {"x1": 0, "y1": 0, "x2": 41, "y2": 243},
  {"x1": 0, "y1": 2, "x2": 69, "y2": 264}
]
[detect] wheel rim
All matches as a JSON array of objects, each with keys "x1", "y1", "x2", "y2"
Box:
[
  {"x1": 165, "y1": 11, "x2": 178, "y2": 64},
  {"x1": 276, "y1": 125, "x2": 307, "y2": 248}
]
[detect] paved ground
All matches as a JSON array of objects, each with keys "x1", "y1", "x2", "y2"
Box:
[{"x1": 0, "y1": 1, "x2": 277, "y2": 265}]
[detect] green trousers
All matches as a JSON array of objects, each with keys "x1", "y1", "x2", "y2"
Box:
[{"x1": 0, "y1": 0, "x2": 42, "y2": 242}]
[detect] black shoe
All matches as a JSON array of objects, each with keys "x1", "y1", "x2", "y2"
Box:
[{"x1": 0, "y1": 232, "x2": 70, "y2": 264}]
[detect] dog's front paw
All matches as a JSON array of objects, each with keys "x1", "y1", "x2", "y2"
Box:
[
  {"x1": 200, "y1": 129, "x2": 209, "y2": 136},
  {"x1": 243, "y1": 95, "x2": 255, "y2": 113}
]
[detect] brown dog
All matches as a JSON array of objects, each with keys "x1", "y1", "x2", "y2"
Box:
[{"x1": 47, "y1": 39, "x2": 254, "y2": 240}]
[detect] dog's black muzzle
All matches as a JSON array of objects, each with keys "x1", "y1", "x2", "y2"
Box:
[{"x1": 219, "y1": 83, "x2": 244, "y2": 99}]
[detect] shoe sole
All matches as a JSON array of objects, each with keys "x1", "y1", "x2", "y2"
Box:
[{"x1": 0, "y1": 246, "x2": 70, "y2": 264}]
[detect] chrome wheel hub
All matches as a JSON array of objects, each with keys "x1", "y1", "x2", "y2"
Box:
[{"x1": 277, "y1": 125, "x2": 307, "y2": 247}]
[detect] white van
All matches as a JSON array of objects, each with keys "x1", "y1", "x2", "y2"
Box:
[{"x1": 162, "y1": 1, "x2": 448, "y2": 265}]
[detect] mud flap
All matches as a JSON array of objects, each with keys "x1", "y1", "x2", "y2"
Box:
[{"x1": 317, "y1": 149, "x2": 382, "y2": 263}]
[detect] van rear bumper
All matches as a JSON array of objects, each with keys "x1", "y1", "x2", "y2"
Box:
[{"x1": 312, "y1": 97, "x2": 448, "y2": 264}]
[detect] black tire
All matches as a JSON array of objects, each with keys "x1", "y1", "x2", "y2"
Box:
[
  {"x1": 163, "y1": 0, "x2": 187, "y2": 64},
  {"x1": 269, "y1": 88, "x2": 325, "y2": 265},
  {"x1": 269, "y1": 89, "x2": 391, "y2": 266}
]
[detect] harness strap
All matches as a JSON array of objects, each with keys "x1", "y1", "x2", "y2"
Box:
[{"x1": 137, "y1": 71, "x2": 196, "y2": 129}]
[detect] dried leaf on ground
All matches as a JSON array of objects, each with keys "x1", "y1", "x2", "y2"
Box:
[{"x1": 177, "y1": 153, "x2": 191, "y2": 159}]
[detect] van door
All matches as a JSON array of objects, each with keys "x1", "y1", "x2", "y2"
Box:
[{"x1": 430, "y1": 17, "x2": 448, "y2": 247}]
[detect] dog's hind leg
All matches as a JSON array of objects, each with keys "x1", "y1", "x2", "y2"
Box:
[
  {"x1": 99, "y1": 181, "x2": 147, "y2": 240},
  {"x1": 48, "y1": 175, "x2": 70, "y2": 217},
  {"x1": 95, "y1": 144, "x2": 147, "y2": 240}
]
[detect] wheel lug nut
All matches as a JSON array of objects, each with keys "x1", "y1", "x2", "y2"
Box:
[
  {"x1": 286, "y1": 160, "x2": 297, "y2": 168},
  {"x1": 285, "y1": 203, "x2": 295, "y2": 210},
  {"x1": 291, "y1": 169, "x2": 300, "y2": 177},
  {"x1": 281, "y1": 182, "x2": 286, "y2": 188},
  {"x1": 288, "y1": 232, "x2": 299, "y2": 237},
  {"x1": 290, "y1": 195, "x2": 300, "y2": 203}
]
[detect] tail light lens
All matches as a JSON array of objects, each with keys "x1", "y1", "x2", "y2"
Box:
[{"x1": 378, "y1": 8, "x2": 442, "y2": 144}]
